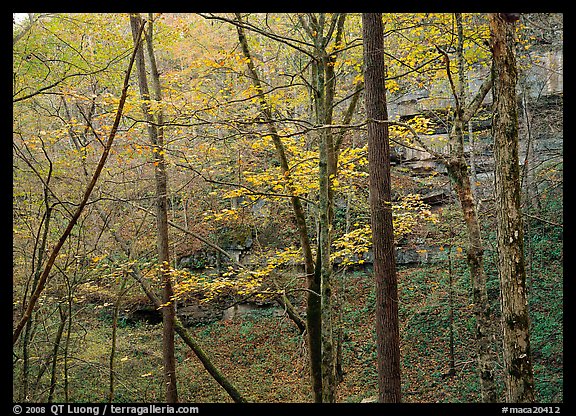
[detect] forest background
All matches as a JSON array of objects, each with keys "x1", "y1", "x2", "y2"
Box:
[{"x1": 12, "y1": 13, "x2": 563, "y2": 404}]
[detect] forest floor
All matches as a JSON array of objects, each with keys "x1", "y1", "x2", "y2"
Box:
[
  {"x1": 48, "y1": 257, "x2": 562, "y2": 403},
  {"x1": 14, "y1": 188, "x2": 562, "y2": 403}
]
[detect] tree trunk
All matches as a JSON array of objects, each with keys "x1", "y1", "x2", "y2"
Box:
[
  {"x1": 311, "y1": 16, "x2": 335, "y2": 403},
  {"x1": 108, "y1": 274, "x2": 129, "y2": 403},
  {"x1": 307, "y1": 13, "x2": 347, "y2": 402},
  {"x1": 447, "y1": 240, "x2": 456, "y2": 377},
  {"x1": 63, "y1": 283, "x2": 74, "y2": 401},
  {"x1": 130, "y1": 13, "x2": 178, "y2": 403},
  {"x1": 20, "y1": 199, "x2": 52, "y2": 401},
  {"x1": 489, "y1": 12, "x2": 536, "y2": 403},
  {"x1": 362, "y1": 12, "x2": 402, "y2": 403},
  {"x1": 439, "y1": 14, "x2": 498, "y2": 402},
  {"x1": 446, "y1": 155, "x2": 497, "y2": 402},
  {"x1": 47, "y1": 304, "x2": 67, "y2": 402},
  {"x1": 319, "y1": 136, "x2": 335, "y2": 403},
  {"x1": 234, "y1": 13, "x2": 322, "y2": 402}
]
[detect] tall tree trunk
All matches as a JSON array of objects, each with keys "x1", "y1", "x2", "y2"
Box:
[
  {"x1": 311, "y1": 14, "x2": 335, "y2": 403},
  {"x1": 438, "y1": 13, "x2": 498, "y2": 402},
  {"x1": 318, "y1": 117, "x2": 335, "y2": 403},
  {"x1": 129, "y1": 13, "x2": 178, "y2": 403},
  {"x1": 446, "y1": 138, "x2": 498, "y2": 403},
  {"x1": 306, "y1": 13, "x2": 347, "y2": 402},
  {"x1": 233, "y1": 13, "x2": 321, "y2": 402},
  {"x1": 489, "y1": 12, "x2": 536, "y2": 403},
  {"x1": 362, "y1": 12, "x2": 402, "y2": 403}
]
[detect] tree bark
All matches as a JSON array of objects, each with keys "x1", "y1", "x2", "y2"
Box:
[
  {"x1": 108, "y1": 274, "x2": 130, "y2": 403},
  {"x1": 130, "y1": 13, "x2": 178, "y2": 403},
  {"x1": 47, "y1": 304, "x2": 67, "y2": 402},
  {"x1": 306, "y1": 13, "x2": 347, "y2": 402},
  {"x1": 20, "y1": 189, "x2": 53, "y2": 401},
  {"x1": 310, "y1": 13, "x2": 335, "y2": 403},
  {"x1": 442, "y1": 14, "x2": 498, "y2": 402},
  {"x1": 362, "y1": 12, "x2": 402, "y2": 403},
  {"x1": 489, "y1": 12, "x2": 536, "y2": 403},
  {"x1": 446, "y1": 151, "x2": 497, "y2": 402}
]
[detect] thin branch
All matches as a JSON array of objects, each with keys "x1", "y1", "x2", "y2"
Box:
[
  {"x1": 435, "y1": 45, "x2": 461, "y2": 112},
  {"x1": 176, "y1": 161, "x2": 317, "y2": 206},
  {"x1": 198, "y1": 13, "x2": 316, "y2": 59},
  {"x1": 523, "y1": 212, "x2": 563, "y2": 228},
  {"x1": 462, "y1": 74, "x2": 493, "y2": 123},
  {"x1": 13, "y1": 49, "x2": 133, "y2": 103},
  {"x1": 12, "y1": 21, "x2": 146, "y2": 345}
]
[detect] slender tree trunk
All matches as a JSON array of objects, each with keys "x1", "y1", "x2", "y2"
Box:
[
  {"x1": 447, "y1": 242, "x2": 456, "y2": 377},
  {"x1": 63, "y1": 284, "x2": 73, "y2": 402},
  {"x1": 318, "y1": 129, "x2": 335, "y2": 402},
  {"x1": 362, "y1": 12, "x2": 402, "y2": 403},
  {"x1": 108, "y1": 292, "x2": 120, "y2": 404},
  {"x1": 308, "y1": 13, "x2": 347, "y2": 402},
  {"x1": 129, "y1": 13, "x2": 178, "y2": 403},
  {"x1": 20, "y1": 318, "x2": 33, "y2": 401},
  {"x1": 489, "y1": 13, "x2": 535, "y2": 403},
  {"x1": 468, "y1": 120, "x2": 478, "y2": 199},
  {"x1": 108, "y1": 275, "x2": 129, "y2": 403},
  {"x1": 439, "y1": 14, "x2": 498, "y2": 402},
  {"x1": 47, "y1": 304, "x2": 67, "y2": 402},
  {"x1": 447, "y1": 155, "x2": 498, "y2": 402},
  {"x1": 334, "y1": 271, "x2": 345, "y2": 384},
  {"x1": 311, "y1": 17, "x2": 336, "y2": 403},
  {"x1": 234, "y1": 13, "x2": 321, "y2": 402},
  {"x1": 146, "y1": 14, "x2": 179, "y2": 404},
  {"x1": 20, "y1": 202, "x2": 52, "y2": 401},
  {"x1": 520, "y1": 87, "x2": 540, "y2": 214}
]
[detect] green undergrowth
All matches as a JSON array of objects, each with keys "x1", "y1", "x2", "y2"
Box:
[
  {"x1": 15, "y1": 255, "x2": 562, "y2": 402},
  {"x1": 13, "y1": 190, "x2": 562, "y2": 403}
]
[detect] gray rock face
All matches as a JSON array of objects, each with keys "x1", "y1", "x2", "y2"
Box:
[
  {"x1": 178, "y1": 303, "x2": 223, "y2": 326},
  {"x1": 222, "y1": 303, "x2": 284, "y2": 321}
]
